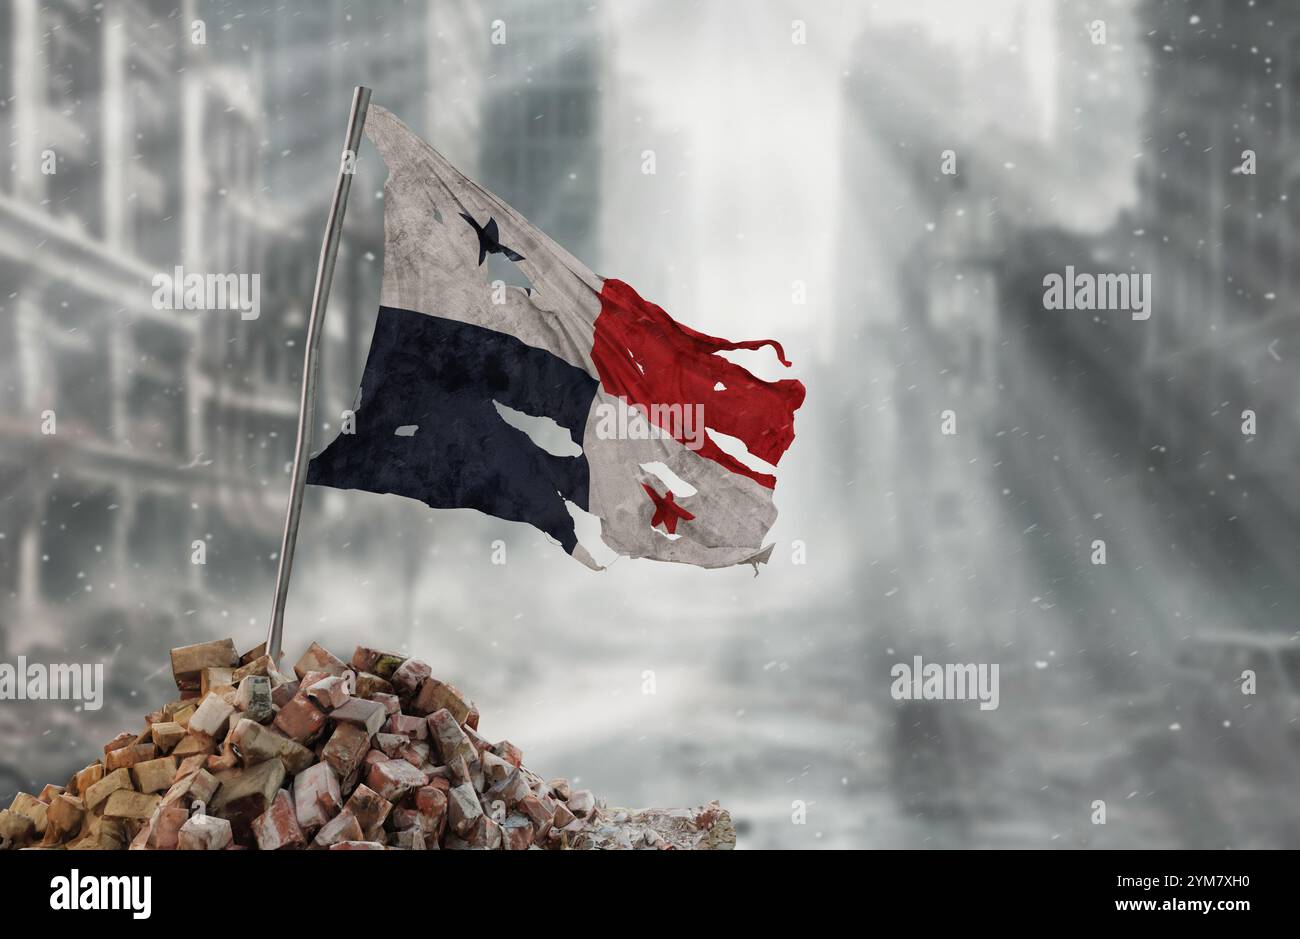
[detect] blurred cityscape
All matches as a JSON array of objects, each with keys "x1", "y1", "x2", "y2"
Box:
[{"x1": 1, "y1": 0, "x2": 1299, "y2": 847}]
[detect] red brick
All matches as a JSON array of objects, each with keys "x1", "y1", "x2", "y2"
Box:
[
  {"x1": 272, "y1": 693, "x2": 327, "y2": 745},
  {"x1": 252, "y1": 790, "x2": 307, "y2": 850},
  {"x1": 365, "y1": 759, "x2": 426, "y2": 802}
]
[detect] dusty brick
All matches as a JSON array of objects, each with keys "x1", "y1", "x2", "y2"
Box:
[
  {"x1": 390, "y1": 658, "x2": 431, "y2": 696},
  {"x1": 493, "y1": 740, "x2": 523, "y2": 768},
  {"x1": 481, "y1": 751, "x2": 514, "y2": 785},
  {"x1": 251, "y1": 790, "x2": 306, "y2": 850},
  {"x1": 386, "y1": 712, "x2": 427, "y2": 740},
  {"x1": 552, "y1": 801, "x2": 577, "y2": 828},
  {"x1": 200, "y1": 666, "x2": 236, "y2": 698},
  {"x1": 351, "y1": 646, "x2": 406, "y2": 678},
  {"x1": 446, "y1": 782, "x2": 482, "y2": 837},
  {"x1": 293, "y1": 762, "x2": 341, "y2": 831},
  {"x1": 132, "y1": 756, "x2": 179, "y2": 794},
  {"x1": 332, "y1": 697, "x2": 387, "y2": 736},
  {"x1": 414, "y1": 786, "x2": 447, "y2": 840},
  {"x1": 103, "y1": 789, "x2": 161, "y2": 821},
  {"x1": 36, "y1": 784, "x2": 64, "y2": 803},
  {"x1": 231, "y1": 654, "x2": 273, "y2": 684},
  {"x1": 305, "y1": 674, "x2": 351, "y2": 710},
  {"x1": 371, "y1": 692, "x2": 401, "y2": 716},
  {"x1": 312, "y1": 809, "x2": 363, "y2": 848},
  {"x1": 171, "y1": 638, "x2": 238, "y2": 692},
  {"x1": 293, "y1": 641, "x2": 348, "y2": 680},
  {"x1": 103, "y1": 731, "x2": 136, "y2": 755},
  {"x1": 354, "y1": 672, "x2": 394, "y2": 699},
  {"x1": 172, "y1": 733, "x2": 215, "y2": 759},
  {"x1": 144, "y1": 803, "x2": 189, "y2": 850},
  {"x1": 9, "y1": 791, "x2": 47, "y2": 827},
  {"x1": 374, "y1": 733, "x2": 410, "y2": 758},
  {"x1": 328, "y1": 839, "x2": 385, "y2": 850},
  {"x1": 105, "y1": 743, "x2": 157, "y2": 773},
  {"x1": 43, "y1": 795, "x2": 85, "y2": 844},
  {"x1": 178, "y1": 813, "x2": 232, "y2": 850},
  {"x1": 389, "y1": 828, "x2": 426, "y2": 850},
  {"x1": 160, "y1": 767, "x2": 219, "y2": 809},
  {"x1": 188, "y1": 692, "x2": 236, "y2": 739},
  {"x1": 567, "y1": 789, "x2": 596, "y2": 818},
  {"x1": 411, "y1": 678, "x2": 473, "y2": 723},
  {"x1": 272, "y1": 693, "x2": 327, "y2": 744},
  {"x1": 83, "y1": 767, "x2": 134, "y2": 814},
  {"x1": 428, "y1": 709, "x2": 475, "y2": 766},
  {"x1": 502, "y1": 814, "x2": 534, "y2": 850},
  {"x1": 321, "y1": 723, "x2": 371, "y2": 780},
  {"x1": 343, "y1": 784, "x2": 391, "y2": 842},
  {"x1": 0, "y1": 810, "x2": 36, "y2": 848},
  {"x1": 229, "y1": 718, "x2": 314, "y2": 775},
  {"x1": 210, "y1": 758, "x2": 286, "y2": 838},
  {"x1": 460, "y1": 815, "x2": 502, "y2": 850},
  {"x1": 365, "y1": 759, "x2": 426, "y2": 802},
  {"x1": 239, "y1": 642, "x2": 267, "y2": 666},
  {"x1": 71, "y1": 763, "x2": 104, "y2": 797},
  {"x1": 150, "y1": 721, "x2": 187, "y2": 753}
]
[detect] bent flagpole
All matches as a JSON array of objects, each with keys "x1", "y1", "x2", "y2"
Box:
[{"x1": 266, "y1": 86, "x2": 372, "y2": 661}]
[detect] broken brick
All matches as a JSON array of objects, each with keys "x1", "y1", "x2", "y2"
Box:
[
  {"x1": 332, "y1": 697, "x2": 388, "y2": 736},
  {"x1": 305, "y1": 674, "x2": 351, "y2": 710},
  {"x1": 103, "y1": 789, "x2": 161, "y2": 821},
  {"x1": 343, "y1": 784, "x2": 391, "y2": 841},
  {"x1": 230, "y1": 718, "x2": 316, "y2": 775},
  {"x1": 365, "y1": 758, "x2": 426, "y2": 802},
  {"x1": 178, "y1": 812, "x2": 232, "y2": 850},
  {"x1": 188, "y1": 692, "x2": 236, "y2": 739},
  {"x1": 293, "y1": 762, "x2": 341, "y2": 832},
  {"x1": 171, "y1": 638, "x2": 238, "y2": 693},
  {"x1": 272, "y1": 693, "x2": 327, "y2": 745},
  {"x1": 150, "y1": 721, "x2": 187, "y2": 753},
  {"x1": 321, "y1": 722, "x2": 372, "y2": 780},
  {"x1": 293, "y1": 641, "x2": 348, "y2": 681},
  {"x1": 132, "y1": 756, "x2": 179, "y2": 794},
  {"x1": 105, "y1": 742, "x2": 157, "y2": 773},
  {"x1": 210, "y1": 758, "x2": 287, "y2": 839},
  {"x1": 411, "y1": 678, "x2": 473, "y2": 723},
  {"x1": 251, "y1": 790, "x2": 307, "y2": 850},
  {"x1": 446, "y1": 782, "x2": 482, "y2": 837},
  {"x1": 390, "y1": 658, "x2": 431, "y2": 696},
  {"x1": 427, "y1": 709, "x2": 475, "y2": 766},
  {"x1": 312, "y1": 809, "x2": 363, "y2": 848}
]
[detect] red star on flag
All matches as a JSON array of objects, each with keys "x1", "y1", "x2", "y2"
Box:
[{"x1": 642, "y1": 483, "x2": 695, "y2": 535}]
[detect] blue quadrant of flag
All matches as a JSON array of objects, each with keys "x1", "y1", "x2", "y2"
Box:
[{"x1": 306, "y1": 305, "x2": 598, "y2": 554}]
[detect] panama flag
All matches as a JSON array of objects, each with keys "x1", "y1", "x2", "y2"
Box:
[{"x1": 307, "y1": 106, "x2": 806, "y2": 570}]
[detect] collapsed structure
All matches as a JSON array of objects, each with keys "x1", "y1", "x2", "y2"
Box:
[{"x1": 0, "y1": 639, "x2": 734, "y2": 851}]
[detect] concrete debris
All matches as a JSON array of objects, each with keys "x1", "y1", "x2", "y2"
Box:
[{"x1": 2, "y1": 638, "x2": 735, "y2": 851}]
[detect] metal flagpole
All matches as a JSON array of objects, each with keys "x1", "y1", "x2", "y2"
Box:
[{"x1": 265, "y1": 85, "x2": 372, "y2": 661}]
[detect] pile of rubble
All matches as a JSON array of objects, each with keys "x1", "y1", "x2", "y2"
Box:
[{"x1": 0, "y1": 639, "x2": 733, "y2": 851}]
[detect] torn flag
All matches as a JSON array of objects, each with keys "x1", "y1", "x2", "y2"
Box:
[{"x1": 307, "y1": 105, "x2": 806, "y2": 570}]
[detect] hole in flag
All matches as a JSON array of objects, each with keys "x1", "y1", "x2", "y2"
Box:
[
  {"x1": 492, "y1": 401, "x2": 582, "y2": 458},
  {"x1": 394, "y1": 425, "x2": 419, "y2": 437},
  {"x1": 565, "y1": 500, "x2": 621, "y2": 569},
  {"x1": 639, "y1": 461, "x2": 698, "y2": 498},
  {"x1": 715, "y1": 346, "x2": 789, "y2": 382},
  {"x1": 706, "y1": 428, "x2": 779, "y2": 477},
  {"x1": 713, "y1": 381, "x2": 727, "y2": 391}
]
